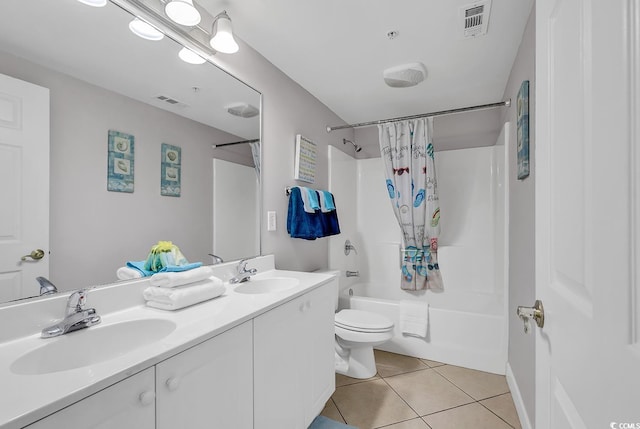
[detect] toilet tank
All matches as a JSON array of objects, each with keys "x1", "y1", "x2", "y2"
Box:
[{"x1": 313, "y1": 269, "x2": 341, "y2": 310}]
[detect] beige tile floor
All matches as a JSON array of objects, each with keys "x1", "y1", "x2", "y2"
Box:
[{"x1": 321, "y1": 350, "x2": 522, "y2": 429}]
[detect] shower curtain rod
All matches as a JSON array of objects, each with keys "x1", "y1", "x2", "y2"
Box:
[
  {"x1": 326, "y1": 99, "x2": 511, "y2": 132},
  {"x1": 212, "y1": 138, "x2": 260, "y2": 148}
]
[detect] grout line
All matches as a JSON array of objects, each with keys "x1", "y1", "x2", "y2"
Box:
[
  {"x1": 430, "y1": 365, "x2": 509, "y2": 401},
  {"x1": 378, "y1": 376, "x2": 422, "y2": 420},
  {"x1": 373, "y1": 416, "x2": 428, "y2": 428},
  {"x1": 378, "y1": 366, "x2": 434, "y2": 380},
  {"x1": 330, "y1": 397, "x2": 349, "y2": 425},
  {"x1": 477, "y1": 397, "x2": 518, "y2": 429}
]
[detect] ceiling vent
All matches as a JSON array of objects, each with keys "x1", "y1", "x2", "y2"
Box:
[
  {"x1": 226, "y1": 102, "x2": 259, "y2": 118},
  {"x1": 460, "y1": 0, "x2": 492, "y2": 38},
  {"x1": 154, "y1": 95, "x2": 187, "y2": 108},
  {"x1": 383, "y1": 62, "x2": 427, "y2": 88}
]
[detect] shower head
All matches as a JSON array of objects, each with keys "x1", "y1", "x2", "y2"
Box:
[{"x1": 343, "y1": 138, "x2": 362, "y2": 153}]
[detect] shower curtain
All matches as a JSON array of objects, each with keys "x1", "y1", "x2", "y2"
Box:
[{"x1": 378, "y1": 118, "x2": 443, "y2": 290}]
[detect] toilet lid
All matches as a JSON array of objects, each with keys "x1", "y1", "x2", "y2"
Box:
[{"x1": 335, "y1": 309, "x2": 393, "y2": 332}]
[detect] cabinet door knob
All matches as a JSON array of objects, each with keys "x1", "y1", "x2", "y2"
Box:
[
  {"x1": 166, "y1": 377, "x2": 181, "y2": 391},
  {"x1": 138, "y1": 391, "x2": 155, "y2": 406}
]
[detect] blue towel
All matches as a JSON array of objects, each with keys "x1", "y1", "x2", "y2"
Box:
[
  {"x1": 126, "y1": 260, "x2": 202, "y2": 277},
  {"x1": 300, "y1": 186, "x2": 321, "y2": 213},
  {"x1": 319, "y1": 190, "x2": 336, "y2": 212},
  {"x1": 308, "y1": 416, "x2": 357, "y2": 429},
  {"x1": 287, "y1": 186, "x2": 323, "y2": 240}
]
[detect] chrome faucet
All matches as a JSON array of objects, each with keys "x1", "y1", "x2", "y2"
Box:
[
  {"x1": 346, "y1": 270, "x2": 360, "y2": 277},
  {"x1": 41, "y1": 289, "x2": 101, "y2": 338},
  {"x1": 208, "y1": 253, "x2": 224, "y2": 265},
  {"x1": 36, "y1": 276, "x2": 57, "y2": 296},
  {"x1": 229, "y1": 258, "x2": 257, "y2": 284}
]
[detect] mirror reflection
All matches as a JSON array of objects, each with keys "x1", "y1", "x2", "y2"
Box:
[{"x1": 0, "y1": 0, "x2": 261, "y2": 303}]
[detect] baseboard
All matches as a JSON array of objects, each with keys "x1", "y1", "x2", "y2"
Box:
[{"x1": 505, "y1": 362, "x2": 533, "y2": 429}]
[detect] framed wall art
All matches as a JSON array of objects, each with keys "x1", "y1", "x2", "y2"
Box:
[
  {"x1": 294, "y1": 134, "x2": 316, "y2": 183},
  {"x1": 161, "y1": 143, "x2": 181, "y2": 197},
  {"x1": 107, "y1": 130, "x2": 134, "y2": 193},
  {"x1": 517, "y1": 80, "x2": 530, "y2": 180}
]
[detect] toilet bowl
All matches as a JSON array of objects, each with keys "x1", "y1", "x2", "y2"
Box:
[
  {"x1": 334, "y1": 309, "x2": 394, "y2": 379},
  {"x1": 314, "y1": 269, "x2": 394, "y2": 379}
]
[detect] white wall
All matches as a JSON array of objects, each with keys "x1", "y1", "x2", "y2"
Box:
[
  {"x1": 501, "y1": 6, "x2": 536, "y2": 428},
  {"x1": 0, "y1": 50, "x2": 239, "y2": 291},
  {"x1": 211, "y1": 42, "x2": 355, "y2": 272}
]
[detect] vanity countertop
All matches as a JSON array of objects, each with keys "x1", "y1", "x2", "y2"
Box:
[{"x1": 0, "y1": 256, "x2": 334, "y2": 429}]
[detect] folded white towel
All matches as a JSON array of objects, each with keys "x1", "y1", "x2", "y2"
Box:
[
  {"x1": 143, "y1": 279, "x2": 226, "y2": 310},
  {"x1": 399, "y1": 300, "x2": 429, "y2": 338},
  {"x1": 117, "y1": 266, "x2": 143, "y2": 280},
  {"x1": 149, "y1": 266, "x2": 215, "y2": 288}
]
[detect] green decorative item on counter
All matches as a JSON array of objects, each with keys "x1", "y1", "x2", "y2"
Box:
[{"x1": 143, "y1": 241, "x2": 188, "y2": 272}]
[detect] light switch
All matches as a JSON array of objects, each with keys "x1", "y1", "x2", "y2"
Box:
[{"x1": 267, "y1": 211, "x2": 277, "y2": 231}]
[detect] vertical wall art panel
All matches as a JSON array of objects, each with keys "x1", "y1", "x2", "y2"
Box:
[
  {"x1": 294, "y1": 134, "x2": 316, "y2": 183},
  {"x1": 517, "y1": 80, "x2": 530, "y2": 180},
  {"x1": 161, "y1": 143, "x2": 181, "y2": 197},
  {"x1": 107, "y1": 130, "x2": 134, "y2": 193}
]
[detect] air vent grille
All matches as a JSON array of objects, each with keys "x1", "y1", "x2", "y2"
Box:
[
  {"x1": 154, "y1": 95, "x2": 187, "y2": 108},
  {"x1": 460, "y1": 0, "x2": 491, "y2": 38}
]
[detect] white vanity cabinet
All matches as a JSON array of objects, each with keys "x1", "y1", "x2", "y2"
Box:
[
  {"x1": 156, "y1": 320, "x2": 253, "y2": 429},
  {"x1": 253, "y1": 280, "x2": 336, "y2": 429},
  {"x1": 25, "y1": 367, "x2": 155, "y2": 429}
]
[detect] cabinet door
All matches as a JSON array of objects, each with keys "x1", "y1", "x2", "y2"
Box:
[
  {"x1": 25, "y1": 368, "x2": 155, "y2": 429},
  {"x1": 304, "y1": 281, "x2": 336, "y2": 425},
  {"x1": 156, "y1": 321, "x2": 253, "y2": 429},
  {"x1": 254, "y1": 281, "x2": 336, "y2": 429},
  {"x1": 254, "y1": 293, "x2": 306, "y2": 429}
]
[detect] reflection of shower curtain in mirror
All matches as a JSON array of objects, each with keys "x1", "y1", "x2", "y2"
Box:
[
  {"x1": 249, "y1": 142, "x2": 260, "y2": 180},
  {"x1": 378, "y1": 118, "x2": 443, "y2": 290}
]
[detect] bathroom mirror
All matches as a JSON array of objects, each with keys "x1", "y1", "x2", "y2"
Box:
[{"x1": 0, "y1": 0, "x2": 261, "y2": 303}]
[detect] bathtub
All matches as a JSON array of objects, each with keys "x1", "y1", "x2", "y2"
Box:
[{"x1": 339, "y1": 283, "x2": 508, "y2": 375}]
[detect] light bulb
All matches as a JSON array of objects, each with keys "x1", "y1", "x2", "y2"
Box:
[
  {"x1": 129, "y1": 18, "x2": 164, "y2": 41},
  {"x1": 77, "y1": 0, "x2": 107, "y2": 7},
  {"x1": 178, "y1": 47, "x2": 206, "y2": 65},
  {"x1": 210, "y1": 13, "x2": 239, "y2": 54},
  {"x1": 165, "y1": 0, "x2": 201, "y2": 26}
]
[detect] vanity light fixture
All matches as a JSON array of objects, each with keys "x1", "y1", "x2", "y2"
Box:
[
  {"x1": 129, "y1": 18, "x2": 164, "y2": 41},
  {"x1": 178, "y1": 47, "x2": 206, "y2": 64},
  {"x1": 165, "y1": 0, "x2": 201, "y2": 26},
  {"x1": 209, "y1": 11, "x2": 239, "y2": 54},
  {"x1": 77, "y1": 0, "x2": 107, "y2": 7}
]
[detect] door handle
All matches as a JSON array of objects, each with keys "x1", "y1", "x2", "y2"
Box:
[
  {"x1": 517, "y1": 300, "x2": 544, "y2": 333},
  {"x1": 21, "y1": 249, "x2": 45, "y2": 261}
]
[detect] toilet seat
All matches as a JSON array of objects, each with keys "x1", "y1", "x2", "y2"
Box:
[{"x1": 335, "y1": 309, "x2": 393, "y2": 333}]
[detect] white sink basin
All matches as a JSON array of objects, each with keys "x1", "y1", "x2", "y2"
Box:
[
  {"x1": 11, "y1": 318, "x2": 176, "y2": 375},
  {"x1": 234, "y1": 277, "x2": 299, "y2": 294}
]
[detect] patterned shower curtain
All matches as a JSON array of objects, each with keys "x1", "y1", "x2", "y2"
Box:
[{"x1": 378, "y1": 118, "x2": 443, "y2": 290}]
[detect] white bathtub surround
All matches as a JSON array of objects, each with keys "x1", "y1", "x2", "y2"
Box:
[
  {"x1": 378, "y1": 118, "x2": 443, "y2": 290},
  {"x1": 329, "y1": 144, "x2": 508, "y2": 374},
  {"x1": 398, "y1": 300, "x2": 429, "y2": 338}
]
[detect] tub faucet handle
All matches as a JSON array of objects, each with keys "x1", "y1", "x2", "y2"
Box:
[{"x1": 344, "y1": 240, "x2": 358, "y2": 255}]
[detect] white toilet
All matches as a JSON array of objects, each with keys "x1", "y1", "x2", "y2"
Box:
[{"x1": 320, "y1": 270, "x2": 394, "y2": 379}]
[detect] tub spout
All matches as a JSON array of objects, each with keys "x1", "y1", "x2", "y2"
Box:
[{"x1": 346, "y1": 270, "x2": 359, "y2": 278}]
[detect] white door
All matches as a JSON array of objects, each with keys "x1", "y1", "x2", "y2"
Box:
[
  {"x1": 535, "y1": 0, "x2": 640, "y2": 427},
  {"x1": 0, "y1": 73, "x2": 49, "y2": 302}
]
